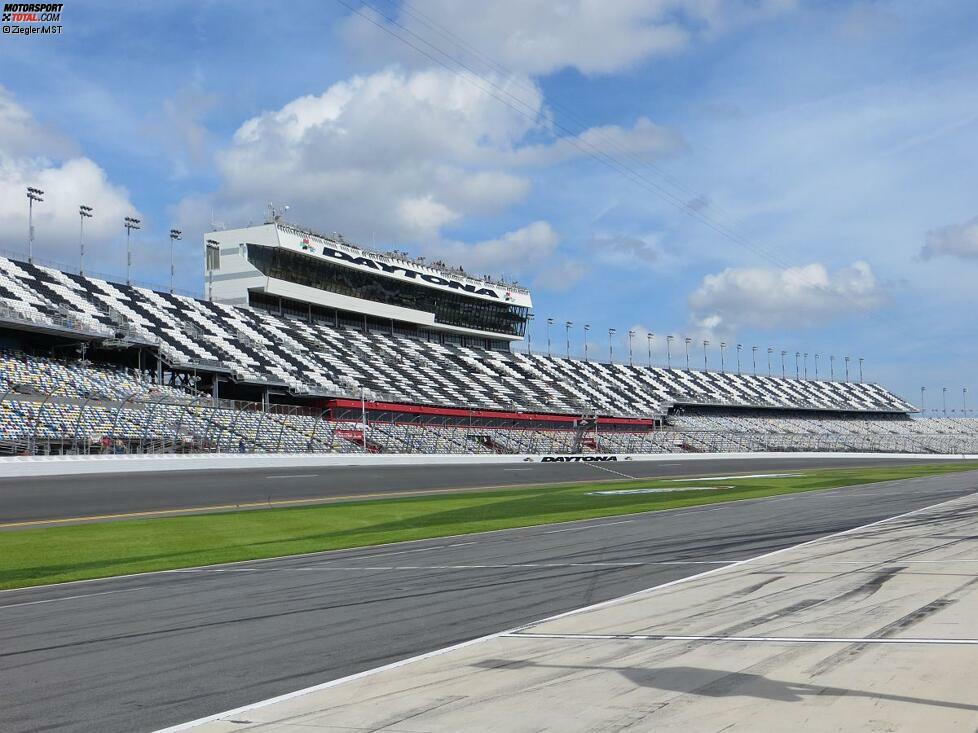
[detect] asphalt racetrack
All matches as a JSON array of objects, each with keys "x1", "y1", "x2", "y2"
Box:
[
  {"x1": 0, "y1": 454, "x2": 948, "y2": 526},
  {"x1": 1, "y1": 462, "x2": 976, "y2": 732}
]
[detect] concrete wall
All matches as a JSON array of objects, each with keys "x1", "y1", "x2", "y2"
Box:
[{"x1": 0, "y1": 451, "x2": 975, "y2": 478}]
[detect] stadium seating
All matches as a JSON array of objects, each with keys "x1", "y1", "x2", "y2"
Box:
[
  {"x1": 0, "y1": 256, "x2": 914, "y2": 420},
  {"x1": 3, "y1": 255, "x2": 976, "y2": 457}
]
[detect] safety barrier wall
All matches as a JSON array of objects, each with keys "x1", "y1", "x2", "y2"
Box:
[{"x1": 0, "y1": 451, "x2": 975, "y2": 478}]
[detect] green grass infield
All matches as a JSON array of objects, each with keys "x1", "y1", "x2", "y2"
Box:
[{"x1": 2, "y1": 462, "x2": 977, "y2": 591}]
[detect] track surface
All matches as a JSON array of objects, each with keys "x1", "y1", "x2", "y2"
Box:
[
  {"x1": 0, "y1": 455, "x2": 943, "y2": 525},
  {"x1": 1, "y1": 466, "x2": 975, "y2": 733}
]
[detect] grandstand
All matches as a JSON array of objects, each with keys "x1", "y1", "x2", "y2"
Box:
[{"x1": 0, "y1": 220, "x2": 974, "y2": 457}]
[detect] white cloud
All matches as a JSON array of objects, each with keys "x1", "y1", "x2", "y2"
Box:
[
  {"x1": 0, "y1": 85, "x2": 74, "y2": 158},
  {"x1": 920, "y1": 215, "x2": 978, "y2": 260},
  {"x1": 414, "y1": 220, "x2": 585, "y2": 292},
  {"x1": 512, "y1": 117, "x2": 683, "y2": 166},
  {"x1": 342, "y1": 0, "x2": 795, "y2": 76},
  {"x1": 182, "y1": 66, "x2": 680, "y2": 249},
  {"x1": 688, "y1": 261, "x2": 885, "y2": 334},
  {"x1": 0, "y1": 88, "x2": 138, "y2": 265},
  {"x1": 421, "y1": 220, "x2": 557, "y2": 279}
]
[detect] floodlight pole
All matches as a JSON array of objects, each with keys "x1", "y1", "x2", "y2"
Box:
[
  {"x1": 736, "y1": 344, "x2": 742, "y2": 374},
  {"x1": 780, "y1": 350, "x2": 787, "y2": 378},
  {"x1": 628, "y1": 330, "x2": 635, "y2": 366},
  {"x1": 752, "y1": 346, "x2": 757, "y2": 375},
  {"x1": 525, "y1": 314, "x2": 534, "y2": 355},
  {"x1": 795, "y1": 352, "x2": 800, "y2": 379},
  {"x1": 815, "y1": 353, "x2": 820, "y2": 380},
  {"x1": 583, "y1": 324, "x2": 590, "y2": 362},
  {"x1": 720, "y1": 342, "x2": 726, "y2": 373},
  {"x1": 666, "y1": 335, "x2": 673, "y2": 369},
  {"x1": 608, "y1": 328, "x2": 616, "y2": 363},
  {"x1": 684, "y1": 338, "x2": 692, "y2": 370},
  {"x1": 124, "y1": 216, "x2": 141, "y2": 286},
  {"x1": 767, "y1": 347, "x2": 773, "y2": 376},
  {"x1": 169, "y1": 229, "x2": 182, "y2": 294},
  {"x1": 830, "y1": 355, "x2": 835, "y2": 381},
  {"x1": 703, "y1": 340, "x2": 710, "y2": 371},
  {"x1": 79, "y1": 205, "x2": 93, "y2": 275},
  {"x1": 647, "y1": 333, "x2": 654, "y2": 367},
  {"x1": 844, "y1": 356, "x2": 850, "y2": 383},
  {"x1": 26, "y1": 186, "x2": 44, "y2": 264},
  {"x1": 803, "y1": 352, "x2": 808, "y2": 380},
  {"x1": 546, "y1": 318, "x2": 553, "y2": 357},
  {"x1": 565, "y1": 321, "x2": 572, "y2": 359},
  {"x1": 858, "y1": 357, "x2": 864, "y2": 383}
]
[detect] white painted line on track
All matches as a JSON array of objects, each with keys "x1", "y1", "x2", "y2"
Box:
[
  {"x1": 152, "y1": 489, "x2": 978, "y2": 733},
  {"x1": 503, "y1": 468, "x2": 533, "y2": 471},
  {"x1": 585, "y1": 462, "x2": 637, "y2": 479},
  {"x1": 264, "y1": 473, "x2": 319, "y2": 479},
  {"x1": 0, "y1": 586, "x2": 149, "y2": 610},
  {"x1": 169, "y1": 561, "x2": 734, "y2": 573},
  {"x1": 504, "y1": 632, "x2": 978, "y2": 646},
  {"x1": 671, "y1": 473, "x2": 803, "y2": 481},
  {"x1": 544, "y1": 519, "x2": 634, "y2": 534}
]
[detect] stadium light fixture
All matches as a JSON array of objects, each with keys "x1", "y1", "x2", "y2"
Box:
[
  {"x1": 525, "y1": 313, "x2": 534, "y2": 355},
  {"x1": 858, "y1": 357, "x2": 864, "y2": 383},
  {"x1": 780, "y1": 350, "x2": 787, "y2": 378},
  {"x1": 703, "y1": 340, "x2": 710, "y2": 371},
  {"x1": 628, "y1": 330, "x2": 635, "y2": 366},
  {"x1": 26, "y1": 186, "x2": 44, "y2": 264},
  {"x1": 844, "y1": 355, "x2": 851, "y2": 383},
  {"x1": 583, "y1": 324, "x2": 590, "y2": 362},
  {"x1": 736, "y1": 344, "x2": 742, "y2": 374},
  {"x1": 546, "y1": 317, "x2": 554, "y2": 357},
  {"x1": 803, "y1": 352, "x2": 808, "y2": 380},
  {"x1": 720, "y1": 342, "x2": 726, "y2": 373},
  {"x1": 124, "y1": 216, "x2": 141, "y2": 286},
  {"x1": 767, "y1": 347, "x2": 773, "y2": 376},
  {"x1": 795, "y1": 352, "x2": 800, "y2": 379},
  {"x1": 685, "y1": 337, "x2": 692, "y2": 371},
  {"x1": 666, "y1": 335, "x2": 674, "y2": 369},
  {"x1": 814, "y1": 353, "x2": 820, "y2": 380},
  {"x1": 79, "y1": 205, "x2": 93, "y2": 276},
  {"x1": 169, "y1": 229, "x2": 182, "y2": 294},
  {"x1": 647, "y1": 332, "x2": 654, "y2": 367},
  {"x1": 608, "y1": 328, "x2": 617, "y2": 363},
  {"x1": 752, "y1": 345, "x2": 758, "y2": 375},
  {"x1": 565, "y1": 321, "x2": 573, "y2": 359},
  {"x1": 830, "y1": 355, "x2": 835, "y2": 381}
]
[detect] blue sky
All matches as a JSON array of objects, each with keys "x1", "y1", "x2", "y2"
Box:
[{"x1": 1, "y1": 0, "x2": 977, "y2": 411}]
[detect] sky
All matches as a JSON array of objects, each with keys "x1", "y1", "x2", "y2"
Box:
[{"x1": 1, "y1": 0, "x2": 976, "y2": 412}]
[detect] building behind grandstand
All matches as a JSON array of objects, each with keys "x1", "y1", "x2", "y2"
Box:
[{"x1": 0, "y1": 216, "x2": 974, "y2": 457}]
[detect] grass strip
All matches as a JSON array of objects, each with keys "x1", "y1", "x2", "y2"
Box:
[{"x1": 2, "y1": 462, "x2": 977, "y2": 590}]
